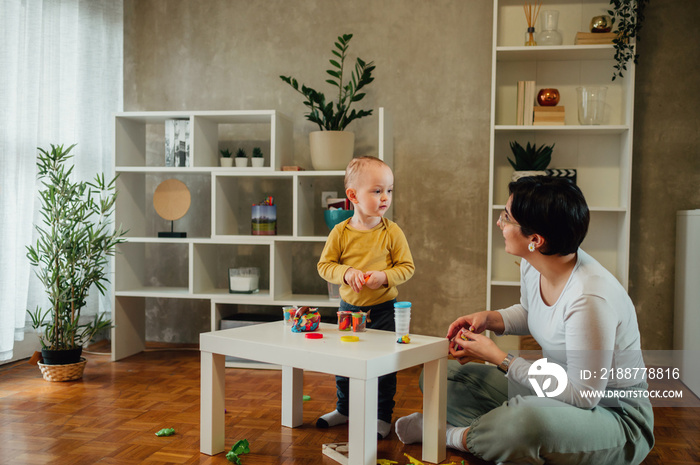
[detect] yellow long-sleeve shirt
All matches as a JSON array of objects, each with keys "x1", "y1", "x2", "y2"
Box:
[{"x1": 317, "y1": 217, "x2": 415, "y2": 307}]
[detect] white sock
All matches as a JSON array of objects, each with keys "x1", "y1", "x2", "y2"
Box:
[
  {"x1": 446, "y1": 423, "x2": 469, "y2": 452},
  {"x1": 316, "y1": 410, "x2": 348, "y2": 428},
  {"x1": 395, "y1": 412, "x2": 423, "y2": 444},
  {"x1": 377, "y1": 419, "x2": 392, "y2": 439}
]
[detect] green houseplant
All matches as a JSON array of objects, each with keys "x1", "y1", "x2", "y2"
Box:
[
  {"x1": 608, "y1": 0, "x2": 649, "y2": 81},
  {"x1": 508, "y1": 141, "x2": 554, "y2": 180},
  {"x1": 235, "y1": 148, "x2": 248, "y2": 167},
  {"x1": 220, "y1": 148, "x2": 233, "y2": 167},
  {"x1": 280, "y1": 33, "x2": 376, "y2": 170},
  {"x1": 251, "y1": 147, "x2": 264, "y2": 168},
  {"x1": 26, "y1": 144, "x2": 126, "y2": 373}
]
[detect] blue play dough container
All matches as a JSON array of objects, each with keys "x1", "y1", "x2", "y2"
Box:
[{"x1": 324, "y1": 209, "x2": 353, "y2": 230}]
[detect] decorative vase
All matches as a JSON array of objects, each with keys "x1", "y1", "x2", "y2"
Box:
[
  {"x1": 577, "y1": 86, "x2": 607, "y2": 125},
  {"x1": 41, "y1": 347, "x2": 83, "y2": 365},
  {"x1": 537, "y1": 88, "x2": 560, "y2": 106},
  {"x1": 590, "y1": 15, "x2": 613, "y2": 33},
  {"x1": 235, "y1": 157, "x2": 248, "y2": 167},
  {"x1": 220, "y1": 157, "x2": 233, "y2": 167},
  {"x1": 538, "y1": 10, "x2": 563, "y2": 45},
  {"x1": 309, "y1": 131, "x2": 355, "y2": 171},
  {"x1": 251, "y1": 157, "x2": 264, "y2": 168}
]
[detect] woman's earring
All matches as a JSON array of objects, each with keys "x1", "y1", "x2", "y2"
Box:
[{"x1": 528, "y1": 243, "x2": 536, "y2": 252}]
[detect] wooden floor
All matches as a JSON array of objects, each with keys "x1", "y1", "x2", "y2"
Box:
[{"x1": 0, "y1": 345, "x2": 697, "y2": 465}]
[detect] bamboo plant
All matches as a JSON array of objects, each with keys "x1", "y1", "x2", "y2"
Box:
[{"x1": 26, "y1": 144, "x2": 126, "y2": 353}]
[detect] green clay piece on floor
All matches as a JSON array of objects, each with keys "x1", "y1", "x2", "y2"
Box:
[
  {"x1": 155, "y1": 427, "x2": 175, "y2": 437},
  {"x1": 303, "y1": 395, "x2": 311, "y2": 401},
  {"x1": 226, "y1": 439, "x2": 250, "y2": 464}
]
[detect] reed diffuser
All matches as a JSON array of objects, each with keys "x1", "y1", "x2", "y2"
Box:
[{"x1": 523, "y1": 1, "x2": 542, "y2": 46}]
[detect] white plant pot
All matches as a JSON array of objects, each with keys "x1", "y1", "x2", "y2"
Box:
[
  {"x1": 251, "y1": 157, "x2": 264, "y2": 168},
  {"x1": 309, "y1": 130, "x2": 354, "y2": 171},
  {"x1": 235, "y1": 157, "x2": 248, "y2": 167},
  {"x1": 220, "y1": 157, "x2": 233, "y2": 167},
  {"x1": 512, "y1": 170, "x2": 547, "y2": 182}
]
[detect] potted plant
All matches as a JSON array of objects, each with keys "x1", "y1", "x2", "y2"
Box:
[
  {"x1": 251, "y1": 147, "x2": 264, "y2": 168},
  {"x1": 508, "y1": 141, "x2": 554, "y2": 181},
  {"x1": 26, "y1": 144, "x2": 126, "y2": 380},
  {"x1": 280, "y1": 33, "x2": 375, "y2": 170},
  {"x1": 220, "y1": 148, "x2": 233, "y2": 167},
  {"x1": 235, "y1": 148, "x2": 248, "y2": 167},
  {"x1": 608, "y1": 0, "x2": 649, "y2": 81}
]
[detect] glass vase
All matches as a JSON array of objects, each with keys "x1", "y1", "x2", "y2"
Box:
[{"x1": 538, "y1": 10, "x2": 563, "y2": 46}]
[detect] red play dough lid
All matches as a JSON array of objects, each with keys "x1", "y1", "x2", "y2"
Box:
[{"x1": 305, "y1": 333, "x2": 323, "y2": 339}]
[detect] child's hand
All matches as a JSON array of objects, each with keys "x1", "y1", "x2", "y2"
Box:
[
  {"x1": 363, "y1": 271, "x2": 387, "y2": 290},
  {"x1": 344, "y1": 268, "x2": 367, "y2": 293}
]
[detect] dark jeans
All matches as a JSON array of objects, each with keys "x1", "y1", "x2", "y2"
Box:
[{"x1": 335, "y1": 299, "x2": 397, "y2": 423}]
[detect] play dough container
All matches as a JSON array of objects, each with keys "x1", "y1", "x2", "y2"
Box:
[
  {"x1": 352, "y1": 312, "x2": 367, "y2": 332},
  {"x1": 337, "y1": 311, "x2": 352, "y2": 331}
]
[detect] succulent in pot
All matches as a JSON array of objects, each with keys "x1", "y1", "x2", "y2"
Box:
[
  {"x1": 235, "y1": 148, "x2": 248, "y2": 167},
  {"x1": 26, "y1": 144, "x2": 126, "y2": 367},
  {"x1": 220, "y1": 148, "x2": 233, "y2": 167},
  {"x1": 251, "y1": 147, "x2": 264, "y2": 167},
  {"x1": 508, "y1": 141, "x2": 554, "y2": 181}
]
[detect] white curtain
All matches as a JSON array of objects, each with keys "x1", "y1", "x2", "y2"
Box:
[{"x1": 0, "y1": 0, "x2": 123, "y2": 361}]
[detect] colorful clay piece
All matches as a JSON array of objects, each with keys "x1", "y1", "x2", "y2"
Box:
[
  {"x1": 377, "y1": 460, "x2": 398, "y2": 465},
  {"x1": 305, "y1": 332, "x2": 323, "y2": 339},
  {"x1": 155, "y1": 427, "x2": 175, "y2": 437},
  {"x1": 340, "y1": 335, "x2": 359, "y2": 342},
  {"x1": 397, "y1": 334, "x2": 411, "y2": 344},
  {"x1": 303, "y1": 395, "x2": 311, "y2": 401},
  {"x1": 404, "y1": 453, "x2": 425, "y2": 465},
  {"x1": 291, "y1": 308, "x2": 320, "y2": 332},
  {"x1": 226, "y1": 439, "x2": 250, "y2": 464}
]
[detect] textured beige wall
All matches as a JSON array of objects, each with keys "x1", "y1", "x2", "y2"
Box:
[
  {"x1": 123, "y1": 0, "x2": 700, "y2": 349},
  {"x1": 630, "y1": 1, "x2": 700, "y2": 349}
]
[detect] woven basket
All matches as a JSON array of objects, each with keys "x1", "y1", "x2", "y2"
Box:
[{"x1": 38, "y1": 357, "x2": 87, "y2": 382}]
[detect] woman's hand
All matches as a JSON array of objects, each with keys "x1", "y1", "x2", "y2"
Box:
[
  {"x1": 449, "y1": 329, "x2": 507, "y2": 366},
  {"x1": 446, "y1": 312, "x2": 490, "y2": 341}
]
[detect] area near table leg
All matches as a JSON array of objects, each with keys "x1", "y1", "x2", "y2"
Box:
[
  {"x1": 422, "y1": 356, "x2": 447, "y2": 463},
  {"x1": 281, "y1": 366, "x2": 303, "y2": 427},
  {"x1": 348, "y1": 377, "x2": 378, "y2": 465},
  {"x1": 200, "y1": 351, "x2": 226, "y2": 455}
]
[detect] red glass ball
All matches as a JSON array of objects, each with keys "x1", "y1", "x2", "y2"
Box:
[{"x1": 537, "y1": 88, "x2": 560, "y2": 106}]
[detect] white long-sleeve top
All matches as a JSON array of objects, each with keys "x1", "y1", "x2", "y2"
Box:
[{"x1": 497, "y1": 249, "x2": 646, "y2": 409}]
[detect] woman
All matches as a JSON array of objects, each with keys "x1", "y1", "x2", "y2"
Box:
[{"x1": 396, "y1": 176, "x2": 654, "y2": 464}]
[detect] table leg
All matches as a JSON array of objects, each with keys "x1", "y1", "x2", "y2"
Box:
[
  {"x1": 422, "y1": 356, "x2": 447, "y2": 463},
  {"x1": 200, "y1": 351, "x2": 226, "y2": 455},
  {"x1": 348, "y1": 377, "x2": 378, "y2": 465},
  {"x1": 281, "y1": 366, "x2": 303, "y2": 428}
]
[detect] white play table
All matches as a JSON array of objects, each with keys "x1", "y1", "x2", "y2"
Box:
[{"x1": 200, "y1": 321, "x2": 448, "y2": 465}]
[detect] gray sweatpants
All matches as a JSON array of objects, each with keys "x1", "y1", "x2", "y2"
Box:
[{"x1": 423, "y1": 361, "x2": 655, "y2": 465}]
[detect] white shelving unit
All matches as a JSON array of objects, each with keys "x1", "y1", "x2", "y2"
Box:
[
  {"x1": 111, "y1": 109, "x2": 393, "y2": 360},
  {"x1": 487, "y1": 1, "x2": 635, "y2": 346}
]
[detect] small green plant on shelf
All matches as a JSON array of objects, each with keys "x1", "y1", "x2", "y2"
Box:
[
  {"x1": 508, "y1": 141, "x2": 554, "y2": 171},
  {"x1": 236, "y1": 148, "x2": 247, "y2": 158},
  {"x1": 252, "y1": 147, "x2": 263, "y2": 158},
  {"x1": 220, "y1": 148, "x2": 232, "y2": 158},
  {"x1": 279, "y1": 33, "x2": 375, "y2": 131}
]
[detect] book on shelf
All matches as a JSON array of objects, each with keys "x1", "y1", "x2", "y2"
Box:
[
  {"x1": 524, "y1": 80, "x2": 535, "y2": 126},
  {"x1": 534, "y1": 106, "x2": 565, "y2": 125},
  {"x1": 516, "y1": 80, "x2": 536, "y2": 125},
  {"x1": 516, "y1": 81, "x2": 525, "y2": 125},
  {"x1": 574, "y1": 32, "x2": 617, "y2": 45}
]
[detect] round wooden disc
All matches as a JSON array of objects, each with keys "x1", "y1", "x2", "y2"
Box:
[{"x1": 153, "y1": 179, "x2": 191, "y2": 221}]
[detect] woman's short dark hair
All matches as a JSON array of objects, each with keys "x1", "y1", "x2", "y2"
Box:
[{"x1": 508, "y1": 176, "x2": 589, "y2": 256}]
